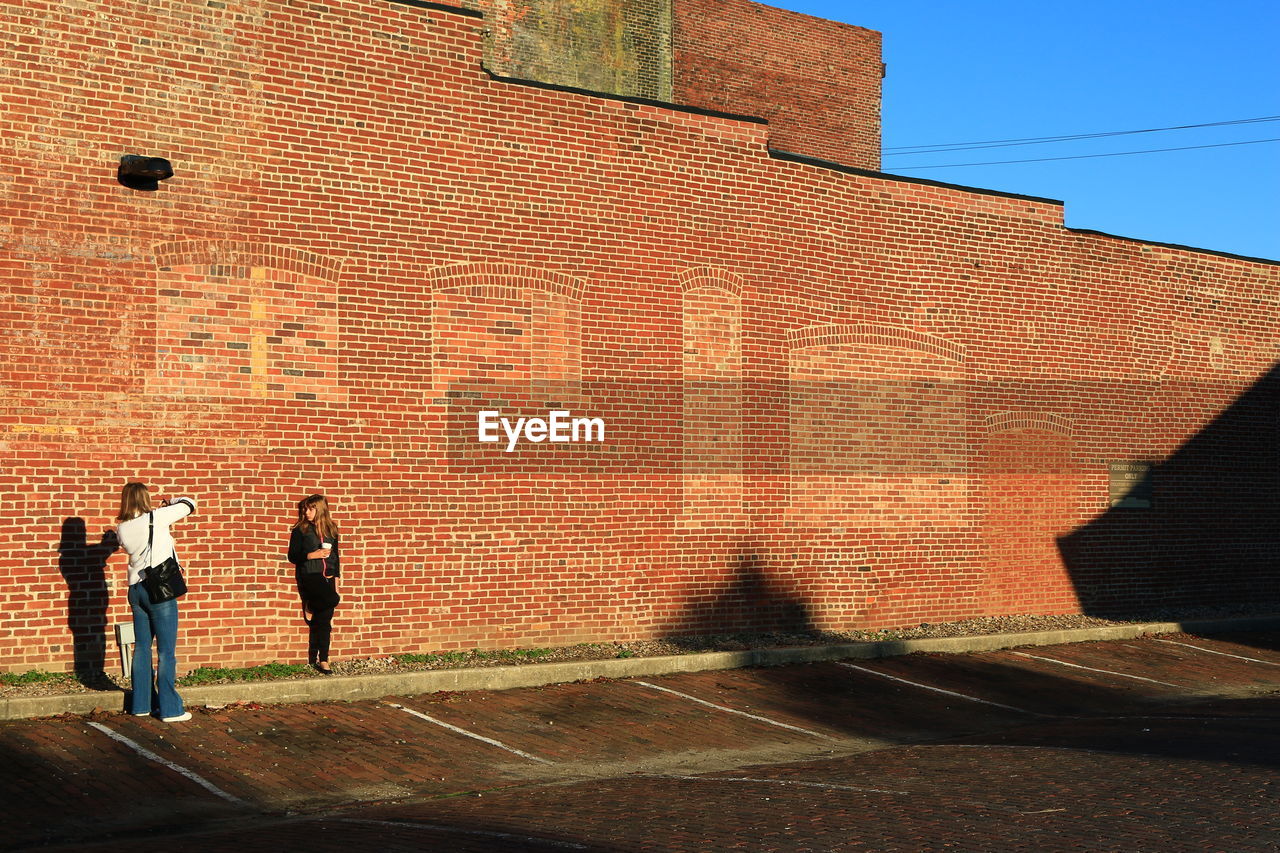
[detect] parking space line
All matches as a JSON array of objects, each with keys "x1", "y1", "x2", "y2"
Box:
[
  {"x1": 835, "y1": 662, "x2": 1040, "y2": 715},
  {"x1": 86, "y1": 722, "x2": 246, "y2": 805},
  {"x1": 920, "y1": 743, "x2": 1116, "y2": 757},
  {"x1": 655, "y1": 774, "x2": 1030, "y2": 813},
  {"x1": 1009, "y1": 652, "x2": 1183, "y2": 687},
  {"x1": 388, "y1": 703, "x2": 552, "y2": 764},
  {"x1": 1153, "y1": 638, "x2": 1280, "y2": 666},
  {"x1": 633, "y1": 681, "x2": 836, "y2": 740},
  {"x1": 337, "y1": 819, "x2": 589, "y2": 849},
  {"x1": 659, "y1": 774, "x2": 914, "y2": 797}
]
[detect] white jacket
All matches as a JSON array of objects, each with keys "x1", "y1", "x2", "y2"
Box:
[{"x1": 117, "y1": 497, "x2": 196, "y2": 587}]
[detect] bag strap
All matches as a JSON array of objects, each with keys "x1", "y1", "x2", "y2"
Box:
[{"x1": 145, "y1": 502, "x2": 191, "y2": 571}]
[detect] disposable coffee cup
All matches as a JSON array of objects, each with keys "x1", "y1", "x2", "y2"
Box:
[{"x1": 321, "y1": 541, "x2": 332, "y2": 550}]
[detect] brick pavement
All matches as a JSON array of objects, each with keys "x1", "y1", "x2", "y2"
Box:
[
  {"x1": 349, "y1": 727, "x2": 1280, "y2": 851},
  {"x1": 9, "y1": 631, "x2": 1280, "y2": 851}
]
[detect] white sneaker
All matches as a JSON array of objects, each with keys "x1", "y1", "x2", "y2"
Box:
[
  {"x1": 161, "y1": 711, "x2": 192, "y2": 723},
  {"x1": 133, "y1": 712, "x2": 151, "y2": 717}
]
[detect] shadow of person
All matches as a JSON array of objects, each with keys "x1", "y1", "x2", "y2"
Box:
[{"x1": 57, "y1": 517, "x2": 118, "y2": 689}]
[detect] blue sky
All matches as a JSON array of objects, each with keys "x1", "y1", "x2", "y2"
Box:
[{"x1": 770, "y1": 1, "x2": 1280, "y2": 261}]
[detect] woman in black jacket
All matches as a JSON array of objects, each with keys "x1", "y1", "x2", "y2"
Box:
[{"x1": 288, "y1": 494, "x2": 341, "y2": 673}]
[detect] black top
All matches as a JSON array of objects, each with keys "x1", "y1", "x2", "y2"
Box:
[{"x1": 288, "y1": 524, "x2": 341, "y2": 577}]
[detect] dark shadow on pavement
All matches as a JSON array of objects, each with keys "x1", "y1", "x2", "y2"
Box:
[{"x1": 701, "y1": 631, "x2": 1280, "y2": 769}]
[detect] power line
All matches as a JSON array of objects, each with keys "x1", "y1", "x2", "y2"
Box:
[
  {"x1": 889, "y1": 137, "x2": 1280, "y2": 171},
  {"x1": 883, "y1": 115, "x2": 1280, "y2": 155}
]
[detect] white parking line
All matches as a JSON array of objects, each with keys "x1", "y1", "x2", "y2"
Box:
[
  {"x1": 1009, "y1": 652, "x2": 1183, "y2": 688},
  {"x1": 87, "y1": 722, "x2": 246, "y2": 805},
  {"x1": 835, "y1": 662, "x2": 1040, "y2": 715},
  {"x1": 1153, "y1": 638, "x2": 1280, "y2": 666},
  {"x1": 659, "y1": 774, "x2": 913, "y2": 797},
  {"x1": 655, "y1": 774, "x2": 1029, "y2": 813},
  {"x1": 911, "y1": 741, "x2": 1190, "y2": 762},
  {"x1": 388, "y1": 703, "x2": 552, "y2": 764},
  {"x1": 917, "y1": 743, "x2": 1118, "y2": 757},
  {"x1": 337, "y1": 819, "x2": 589, "y2": 849},
  {"x1": 633, "y1": 681, "x2": 835, "y2": 740}
]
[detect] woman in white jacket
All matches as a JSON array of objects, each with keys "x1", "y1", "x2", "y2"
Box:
[{"x1": 115, "y1": 483, "x2": 195, "y2": 722}]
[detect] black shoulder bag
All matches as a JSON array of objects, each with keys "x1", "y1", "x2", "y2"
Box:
[{"x1": 142, "y1": 510, "x2": 188, "y2": 604}]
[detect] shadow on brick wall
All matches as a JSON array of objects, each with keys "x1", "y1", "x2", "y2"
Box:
[
  {"x1": 57, "y1": 517, "x2": 117, "y2": 688},
  {"x1": 1057, "y1": 364, "x2": 1280, "y2": 622},
  {"x1": 663, "y1": 545, "x2": 817, "y2": 646}
]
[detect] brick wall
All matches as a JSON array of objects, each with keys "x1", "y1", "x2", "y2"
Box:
[
  {"x1": 673, "y1": 0, "x2": 882, "y2": 169},
  {"x1": 473, "y1": 0, "x2": 881, "y2": 169},
  {"x1": 2, "y1": 0, "x2": 1277, "y2": 676},
  {"x1": 474, "y1": 0, "x2": 672, "y2": 101}
]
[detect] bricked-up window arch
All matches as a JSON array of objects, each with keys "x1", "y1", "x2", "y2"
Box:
[
  {"x1": 152, "y1": 242, "x2": 345, "y2": 282},
  {"x1": 148, "y1": 241, "x2": 346, "y2": 403},
  {"x1": 787, "y1": 325, "x2": 966, "y2": 364},
  {"x1": 984, "y1": 412, "x2": 1073, "y2": 436},
  {"x1": 786, "y1": 324, "x2": 967, "y2": 526},
  {"x1": 428, "y1": 262, "x2": 585, "y2": 387},
  {"x1": 679, "y1": 267, "x2": 744, "y2": 528},
  {"x1": 982, "y1": 413, "x2": 1080, "y2": 615},
  {"x1": 425, "y1": 262, "x2": 592, "y2": 631},
  {"x1": 428, "y1": 263, "x2": 586, "y2": 460}
]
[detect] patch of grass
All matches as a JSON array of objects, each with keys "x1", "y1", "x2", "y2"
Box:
[
  {"x1": 178, "y1": 662, "x2": 312, "y2": 686},
  {"x1": 484, "y1": 647, "x2": 553, "y2": 661},
  {"x1": 0, "y1": 670, "x2": 77, "y2": 687}
]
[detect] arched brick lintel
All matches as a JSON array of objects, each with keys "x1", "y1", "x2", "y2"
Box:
[
  {"x1": 786, "y1": 323, "x2": 965, "y2": 363},
  {"x1": 429, "y1": 262, "x2": 587, "y2": 302},
  {"x1": 984, "y1": 412, "x2": 1074, "y2": 436},
  {"x1": 151, "y1": 240, "x2": 344, "y2": 282},
  {"x1": 678, "y1": 266, "x2": 745, "y2": 295}
]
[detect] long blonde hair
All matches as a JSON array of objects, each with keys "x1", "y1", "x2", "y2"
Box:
[
  {"x1": 116, "y1": 482, "x2": 153, "y2": 522},
  {"x1": 293, "y1": 494, "x2": 338, "y2": 540}
]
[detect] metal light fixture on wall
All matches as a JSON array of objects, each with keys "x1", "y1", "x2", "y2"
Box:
[{"x1": 118, "y1": 155, "x2": 174, "y2": 191}]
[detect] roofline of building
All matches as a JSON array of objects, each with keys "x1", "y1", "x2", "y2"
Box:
[
  {"x1": 390, "y1": 0, "x2": 1279, "y2": 268},
  {"x1": 772, "y1": 151, "x2": 1279, "y2": 266},
  {"x1": 1064, "y1": 228, "x2": 1280, "y2": 267},
  {"x1": 482, "y1": 69, "x2": 770, "y2": 125},
  {"x1": 768, "y1": 148, "x2": 1063, "y2": 205}
]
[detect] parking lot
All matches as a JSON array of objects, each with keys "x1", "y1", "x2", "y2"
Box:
[{"x1": 7, "y1": 630, "x2": 1280, "y2": 851}]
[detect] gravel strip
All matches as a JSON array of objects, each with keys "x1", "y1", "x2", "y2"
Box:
[{"x1": 3, "y1": 606, "x2": 1274, "y2": 700}]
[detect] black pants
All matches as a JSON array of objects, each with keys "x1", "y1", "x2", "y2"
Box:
[{"x1": 297, "y1": 571, "x2": 340, "y2": 663}]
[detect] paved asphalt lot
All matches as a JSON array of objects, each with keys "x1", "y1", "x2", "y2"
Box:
[{"x1": 5, "y1": 630, "x2": 1279, "y2": 851}]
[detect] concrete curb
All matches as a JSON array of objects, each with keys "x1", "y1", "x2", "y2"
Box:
[{"x1": 5, "y1": 615, "x2": 1279, "y2": 721}]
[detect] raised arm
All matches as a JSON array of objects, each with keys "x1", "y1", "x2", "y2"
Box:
[{"x1": 155, "y1": 496, "x2": 195, "y2": 524}]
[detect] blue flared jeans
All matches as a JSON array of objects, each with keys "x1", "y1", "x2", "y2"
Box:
[{"x1": 127, "y1": 582, "x2": 183, "y2": 718}]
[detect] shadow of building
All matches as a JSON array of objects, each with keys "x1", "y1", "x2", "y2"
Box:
[{"x1": 1058, "y1": 364, "x2": 1280, "y2": 618}]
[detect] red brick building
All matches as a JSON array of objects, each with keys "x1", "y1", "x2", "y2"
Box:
[{"x1": 2, "y1": 0, "x2": 1277, "y2": 675}]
